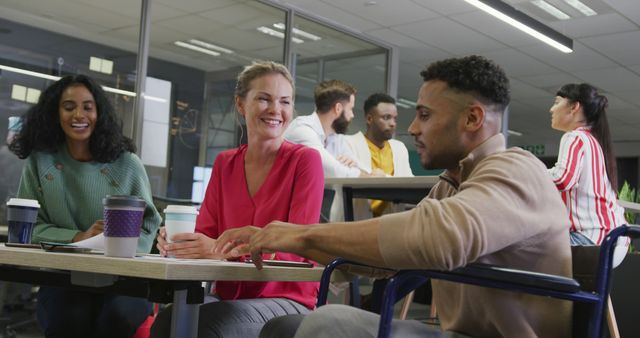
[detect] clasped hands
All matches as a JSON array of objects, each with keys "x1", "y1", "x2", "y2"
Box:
[{"x1": 156, "y1": 221, "x2": 308, "y2": 269}]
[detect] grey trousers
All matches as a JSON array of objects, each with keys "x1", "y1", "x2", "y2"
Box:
[
  {"x1": 261, "y1": 304, "x2": 456, "y2": 338},
  {"x1": 150, "y1": 298, "x2": 309, "y2": 338}
]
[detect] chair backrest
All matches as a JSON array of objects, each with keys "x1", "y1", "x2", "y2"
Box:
[
  {"x1": 316, "y1": 225, "x2": 640, "y2": 338},
  {"x1": 320, "y1": 189, "x2": 335, "y2": 223},
  {"x1": 571, "y1": 245, "x2": 602, "y2": 337}
]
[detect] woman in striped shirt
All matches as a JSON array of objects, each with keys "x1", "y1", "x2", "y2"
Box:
[{"x1": 548, "y1": 83, "x2": 627, "y2": 264}]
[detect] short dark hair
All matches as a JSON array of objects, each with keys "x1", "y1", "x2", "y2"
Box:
[
  {"x1": 420, "y1": 55, "x2": 510, "y2": 112},
  {"x1": 363, "y1": 93, "x2": 395, "y2": 117},
  {"x1": 314, "y1": 79, "x2": 356, "y2": 114},
  {"x1": 9, "y1": 74, "x2": 135, "y2": 162}
]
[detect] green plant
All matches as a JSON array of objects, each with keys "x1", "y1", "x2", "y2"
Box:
[{"x1": 619, "y1": 181, "x2": 637, "y2": 224}]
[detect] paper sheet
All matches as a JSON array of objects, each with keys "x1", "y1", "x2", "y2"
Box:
[{"x1": 72, "y1": 233, "x2": 105, "y2": 251}]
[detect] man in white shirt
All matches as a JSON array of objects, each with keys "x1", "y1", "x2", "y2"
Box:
[
  {"x1": 285, "y1": 79, "x2": 383, "y2": 178},
  {"x1": 346, "y1": 93, "x2": 413, "y2": 219}
]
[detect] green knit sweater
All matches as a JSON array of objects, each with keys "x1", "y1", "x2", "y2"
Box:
[{"x1": 17, "y1": 144, "x2": 161, "y2": 253}]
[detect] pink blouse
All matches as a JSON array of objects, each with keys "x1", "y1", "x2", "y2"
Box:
[{"x1": 196, "y1": 140, "x2": 324, "y2": 309}]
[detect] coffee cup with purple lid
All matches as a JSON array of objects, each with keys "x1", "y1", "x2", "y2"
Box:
[{"x1": 102, "y1": 195, "x2": 146, "y2": 258}]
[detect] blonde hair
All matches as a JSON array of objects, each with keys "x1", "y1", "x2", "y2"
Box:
[{"x1": 234, "y1": 60, "x2": 295, "y2": 98}]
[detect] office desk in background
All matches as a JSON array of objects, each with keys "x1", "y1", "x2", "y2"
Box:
[
  {"x1": 619, "y1": 200, "x2": 640, "y2": 214},
  {"x1": 326, "y1": 176, "x2": 440, "y2": 221},
  {"x1": 0, "y1": 245, "x2": 344, "y2": 338}
]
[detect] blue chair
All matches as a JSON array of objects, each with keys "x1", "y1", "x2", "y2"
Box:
[{"x1": 317, "y1": 225, "x2": 640, "y2": 338}]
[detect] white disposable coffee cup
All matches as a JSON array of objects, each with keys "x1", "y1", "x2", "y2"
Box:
[
  {"x1": 164, "y1": 205, "x2": 198, "y2": 244},
  {"x1": 6, "y1": 198, "x2": 40, "y2": 244}
]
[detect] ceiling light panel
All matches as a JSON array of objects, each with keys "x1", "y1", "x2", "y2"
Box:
[
  {"x1": 531, "y1": 0, "x2": 571, "y2": 20},
  {"x1": 174, "y1": 41, "x2": 221, "y2": 56},
  {"x1": 564, "y1": 0, "x2": 597, "y2": 16},
  {"x1": 188, "y1": 39, "x2": 234, "y2": 54},
  {"x1": 272, "y1": 23, "x2": 322, "y2": 41},
  {"x1": 464, "y1": 0, "x2": 573, "y2": 53},
  {"x1": 257, "y1": 26, "x2": 304, "y2": 44}
]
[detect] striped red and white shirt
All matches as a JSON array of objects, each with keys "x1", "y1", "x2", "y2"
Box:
[{"x1": 548, "y1": 127, "x2": 626, "y2": 244}]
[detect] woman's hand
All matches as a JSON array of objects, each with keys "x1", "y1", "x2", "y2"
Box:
[
  {"x1": 156, "y1": 227, "x2": 169, "y2": 256},
  {"x1": 72, "y1": 220, "x2": 104, "y2": 242},
  {"x1": 161, "y1": 232, "x2": 229, "y2": 259}
]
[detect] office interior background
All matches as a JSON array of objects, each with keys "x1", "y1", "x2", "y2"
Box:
[{"x1": 0, "y1": 0, "x2": 639, "y2": 210}]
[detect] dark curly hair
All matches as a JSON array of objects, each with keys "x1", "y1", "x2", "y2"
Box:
[
  {"x1": 557, "y1": 83, "x2": 617, "y2": 189},
  {"x1": 9, "y1": 74, "x2": 135, "y2": 162},
  {"x1": 363, "y1": 93, "x2": 395, "y2": 117},
  {"x1": 420, "y1": 55, "x2": 510, "y2": 112}
]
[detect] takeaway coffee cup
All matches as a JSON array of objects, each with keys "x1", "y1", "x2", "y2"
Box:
[
  {"x1": 6, "y1": 198, "x2": 40, "y2": 244},
  {"x1": 103, "y1": 195, "x2": 146, "y2": 258},
  {"x1": 163, "y1": 205, "x2": 198, "y2": 244}
]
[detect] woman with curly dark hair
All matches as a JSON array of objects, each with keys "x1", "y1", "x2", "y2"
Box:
[{"x1": 10, "y1": 74, "x2": 161, "y2": 338}]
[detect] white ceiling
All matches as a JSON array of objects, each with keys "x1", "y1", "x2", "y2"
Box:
[
  {"x1": 281, "y1": 0, "x2": 640, "y2": 155},
  {"x1": 0, "y1": 0, "x2": 639, "y2": 155}
]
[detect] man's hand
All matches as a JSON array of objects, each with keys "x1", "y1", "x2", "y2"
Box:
[
  {"x1": 72, "y1": 220, "x2": 104, "y2": 242},
  {"x1": 336, "y1": 155, "x2": 358, "y2": 168},
  {"x1": 213, "y1": 226, "x2": 261, "y2": 257},
  {"x1": 360, "y1": 168, "x2": 386, "y2": 177},
  {"x1": 243, "y1": 222, "x2": 310, "y2": 270},
  {"x1": 370, "y1": 168, "x2": 386, "y2": 177}
]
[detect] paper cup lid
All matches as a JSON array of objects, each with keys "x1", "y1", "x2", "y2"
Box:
[
  {"x1": 6, "y1": 198, "x2": 40, "y2": 208},
  {"x1": 164, "y1": 205, "x2": 199, "y2": 215}
]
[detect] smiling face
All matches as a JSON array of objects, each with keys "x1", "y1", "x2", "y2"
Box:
[
  {"x1": 408, "y1": 80, "x2": 467, "y2": 170},
  {"x1": 58, "y1": 84, "x2": 97, "y2": 148},
  {"x1": 236, "y1": 73, "x2": 293, "y2": 142}
]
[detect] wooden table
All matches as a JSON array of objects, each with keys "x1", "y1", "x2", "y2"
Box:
[
  {"x1": 0, "y1": 245, "x2": 344, "y2": 338},
  {"x1": 325, "y1": 176, "x2": 440, "y2": 221}
]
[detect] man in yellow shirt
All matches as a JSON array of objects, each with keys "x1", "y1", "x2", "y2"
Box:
[{"x1": 346, "y1": 93, "x2": 413, "y2": 218}]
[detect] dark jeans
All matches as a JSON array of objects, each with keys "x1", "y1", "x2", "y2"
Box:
[{"x1": 37, "y1": 286, "x2": 152, "y2": 338}]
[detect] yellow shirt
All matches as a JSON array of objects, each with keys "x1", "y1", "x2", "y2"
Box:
[{"x1": 366, "y1": 137, "x2": 394, "y2": 217}]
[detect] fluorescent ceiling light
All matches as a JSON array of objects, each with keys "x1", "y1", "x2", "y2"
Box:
[
  {"x1": 395, "y1": 102, "x2": 412, "y2": 109},
  {"x1": 26, "y1": 88, "x2": 41, "y2": 104},
  {"x1": 272, "y1": 23, "x2": 322, "y2": 41},
  {"x1": 101, "y1": 59, "x2": 113, "y2": 74},
  {"x1": 397, "y1": 98, "x2": 417, "y2": 107},
  {"x1": 89, "y1": 56, "x2": 102, "y2": 72},
  {"x1": 1, "y1": 64, "x2": 165, "y2": 102},
  {"x1": 89, "y1": 57, "x2": 114, "y2": 75},
  {"x1": 531, "y1": 0, "x2": 570, "y2": 20},
  {"x1": 0, "y1": 64, "x2": 59, "y2": 81},
  {"x1": 188, "y1": 39, "x2": 234, "y2": 54},
  {"x1": 257, "y1": 26, "x2": 304, "y2": 44},
  {"x1": 507, "y1": 129, "x2": 523, "y2": 136},
  {"x1": 464, "y1": 0, "x2": 573, "y2": 53},
  {"x1": 11, "y1": 84, "x2": 27, "y2": 101},
  {"x1": 564, "y1": 0, "x2": 597, "y2": 16},
  {"x1": 174, "y1": 41, "x2": 220, "y2": 56}
]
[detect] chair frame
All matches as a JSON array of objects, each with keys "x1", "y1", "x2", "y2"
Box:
[{"x1": 317, "y1": 225, "x2": 640, "y2": 338}]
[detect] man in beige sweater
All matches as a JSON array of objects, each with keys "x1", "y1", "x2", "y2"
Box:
[{"x1": 215, "y1": 55, "x2": 573, "y2": 338}]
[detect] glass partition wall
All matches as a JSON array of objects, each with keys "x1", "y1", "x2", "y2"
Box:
[{"x1": 0, "y1": 0, "x2": 393, "y2": 206}]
